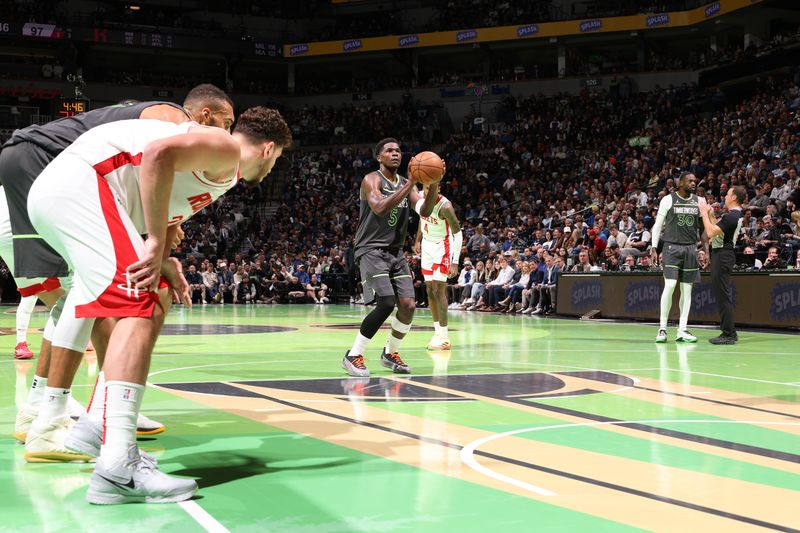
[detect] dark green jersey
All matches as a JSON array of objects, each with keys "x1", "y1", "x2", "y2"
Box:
[
  {"x1": 354, "y1": 170, "x2": 410, "y2": 258},
  {"x1": 663, "y1": 191, "x2": 702, "y2": 244}
]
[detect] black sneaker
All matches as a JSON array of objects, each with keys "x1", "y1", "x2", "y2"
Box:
[
  {"x1": 708, "y1": 335, "x2": 737, "y2": 345},
  {"x1": 380, "y1": 348, "x2": 411, "y2": 374},
  {"x1": 342, "y1": 350, "x2": 369, "y2": 377}
]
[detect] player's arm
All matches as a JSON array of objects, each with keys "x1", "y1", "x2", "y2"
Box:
[
  {"x1": 128, "y1": 128, "x2": 239, "y2": 288},
  {"x1": 138, "y1": 104, "x2": 191, "y2": 125},
  {"x1": 409, "y1": 181, "x2": 440, "y2": 217},
  {"x1": 363, "y1": 172, "x2": 419, "y2": 217},
  {"x1": 414, "y1": 223, "x2": 422, "y2": 255},
  {"x1": 650, "y1": 195, "x2": 672, "y2": 260},
  {"x1": 440, "y1": 201, "x2": 462, "y2": 277}
]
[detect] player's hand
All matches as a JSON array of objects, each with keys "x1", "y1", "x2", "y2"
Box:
[
  {"x1": 441, "y1": 159, "x2": 447, "y2": 178},
  {"x1": 414, "y1": 241, "x2": 421, "y2": 255},
  {"x1": 650, "y1": 247, "x2": 659, "y2": 265},
  {"x1": 127, "y1": 240, "x2": 163, "y2": 290},
  {"x1": 449, "y1": 263, "x2": 459, "y2": 279},
  {"x1": 161, "y1": 257, "x2": 191, "y2": 307},
  {"x1": 171, "y1": 226, "x2": 185, "y2": 250}
]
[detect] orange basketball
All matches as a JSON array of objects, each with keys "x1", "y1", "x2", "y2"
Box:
[{"x1": 408, "y1": 151, "x2": 444, "y2": 185}]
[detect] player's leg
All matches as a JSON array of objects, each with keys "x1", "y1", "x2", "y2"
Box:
[
  {"x1": 343, "y1": 250, "x2": 396, "y2": 377},
  {"x1": 676, "y1": 246, "x2": 699, "y2": 343},
  {"x1": 14, "y1": 295, "x2": 37, "y2": 359},
  {"x1": 657, "y1": 244, "x2": 682, "y2": 342},
  {"x1": 427, "y1": 279, "x2": 450, "y2": 350},
  {"x1": 379, "y1": 253, "x2": 415, "y2": 373}
]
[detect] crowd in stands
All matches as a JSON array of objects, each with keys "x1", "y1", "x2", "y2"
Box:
[{"x1": 162, "y1": 69, "x2": 800, "y2": 311}]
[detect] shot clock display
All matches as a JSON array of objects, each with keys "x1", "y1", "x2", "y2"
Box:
[{"x1": 54, "y1": 98, "x2": 89, "y2": 117}]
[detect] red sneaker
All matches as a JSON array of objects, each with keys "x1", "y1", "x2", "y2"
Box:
[{"x1": 14, "y1": 341, "x2": 34, "y2": 360}]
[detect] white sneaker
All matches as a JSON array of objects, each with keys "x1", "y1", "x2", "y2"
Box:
[
  {"x1": 87, "y1": 445, "x2": 197, "y2": 505},
  {"x1": 25, "y1": 415, "x2": 91, "y2": 463},
  {"x1": 67, "y1": 394, "x2": 86, "y2": 419},
  {"x1": 342, "y1": 350, "x2": 370, "y2": 377},
  {"x1": 14, "y1": 403, "x2": 37, "y2": 442},
  {"x1": 137, "y1": 413, "x2": 166, "y2": 435},
  {"x1": 676, "y1": 330, "x2": 697, "y2": 343},
  {"x1": 464, "y1": 298, "x2": 475, "y2": 305},
  {"x1": 427, "y1": 335, "x2": 452, "y2": 351},
  {"x1": 321, "y1": 297, "x2": 330, "y2": 304},
  {"x1": 65, "y1": 413, "x2": 103, "y2": 457},
  {"x1": 655, "y1": 329, "x2": 667, "y2": 343}
]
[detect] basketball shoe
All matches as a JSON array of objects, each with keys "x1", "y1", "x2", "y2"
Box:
[
  {"x1": 25, "y1": 415, "x2": 91, "y2": 463},
  {"x1": 380, "y1": 349, "x2": 411, "y2": 374},
  {"x1": 14, "y1": 341, "x2": 34, "y2": 360},
  {"x1": 342, "y1": 350, "x2": 369, "y2": 377},
  {"x1": 427, "y1": 335, "x2": 451, "y2": 351},
  {"x1": 87, "y1": 444, "x2": 197, "y2": 505}
]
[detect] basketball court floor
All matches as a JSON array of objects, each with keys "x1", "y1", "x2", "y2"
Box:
[{"x1": 2, "y1": 304, "x2": 798, "y2": 532}]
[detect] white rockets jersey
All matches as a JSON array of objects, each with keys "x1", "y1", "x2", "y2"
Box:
[
  {"x1": 60, "y1": 119, "x2": 238, "y2": 233},
  {"x1": 420, "y1": 195, "x2": 451, "y2": 242}
]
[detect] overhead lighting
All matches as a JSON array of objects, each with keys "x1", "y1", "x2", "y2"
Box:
[{"x1": 127, "y1": 4, "x2": 141, "y2": 10}]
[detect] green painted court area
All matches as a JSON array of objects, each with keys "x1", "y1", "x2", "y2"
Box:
[{"x1": 2, "y1": 304, "x2": 799, "y2": 532}]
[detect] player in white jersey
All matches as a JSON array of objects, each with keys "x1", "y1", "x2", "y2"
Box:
[
  {"x1": 25, "y1": 107, "x2": 292, "y2": 504},
  {"x1": 11, "y1": 86, "x2": 235, "y2": 445},
  {"x1": 414, "y1": 184, "x2": 462, "y2": 350}
]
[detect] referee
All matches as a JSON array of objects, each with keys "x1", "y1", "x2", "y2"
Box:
[{"x1": 698, "y1": 186, "x2": 745, "y2": 345}]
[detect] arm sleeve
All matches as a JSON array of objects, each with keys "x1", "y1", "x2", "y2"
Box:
[
  {"x1": 451, "y1": 231, "x2": 463, "y2": 264},
  {"x1": 650, "y1": 195, "x2": 672, "y2": 249}
]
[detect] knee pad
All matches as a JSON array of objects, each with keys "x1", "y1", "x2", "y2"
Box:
[
  {"x1": 360, "y1": 295, "x2": 396, "y2": 338},
  {"x1": 390, "y1": 315, "x2": 412, "y2": 334}
]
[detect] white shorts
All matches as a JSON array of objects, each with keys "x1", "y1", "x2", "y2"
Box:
[
  {"x1": 0, "y1": 187, "x2": 61, "y2": 296},
  {"x1": 421, "y1": 238, "x2": 451, "y2": 282},
  {"x1": 28, "y1": 154, "x2": 161, "y2": 325}
]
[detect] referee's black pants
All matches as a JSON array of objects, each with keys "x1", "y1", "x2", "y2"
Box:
[{"x1": 711, "y1": 248, "x2": 736, "y2": 337}]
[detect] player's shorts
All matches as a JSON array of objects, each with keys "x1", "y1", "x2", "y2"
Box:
[
  {"x1": 0, "y1": 185, "x2": 61, "y2": 296},
  {"x1": 421, "y1": 239, "x2": 450, "y2": 282},
  {"x1": 356, "y1": 248, "x2": 415, "y2": 304},
  {"x1": 0, "y1": 141, "x2": 70, "y2": 279},
  {"x1": 28, "y1": 153, "x2": 160, "y2": 320},
  {"x1": 662, "y1": 242, "x2": 700, "y2": 283}
]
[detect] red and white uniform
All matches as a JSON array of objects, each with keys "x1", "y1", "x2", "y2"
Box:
[
  {"x1": 27, "y1": 119, "x2": 237, "y2": 351},
  {"x1": 420, "y1": 195, "x2": 452, "y2": 282}
]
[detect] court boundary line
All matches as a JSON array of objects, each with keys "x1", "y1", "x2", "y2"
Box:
[
  {"x1": 178, "y1": 500, "x2": 230, "y2": 533},
  {"x1": 461, "y1": 419, "x2": 800, "y2": 532},
  {"x1": 219, "y1": 384, "x2": 799, "y2": 533}
]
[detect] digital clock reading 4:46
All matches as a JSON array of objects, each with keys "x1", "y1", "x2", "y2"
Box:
[{"x1": 55, "y1": 98, "x2": 90, "y2": 117}]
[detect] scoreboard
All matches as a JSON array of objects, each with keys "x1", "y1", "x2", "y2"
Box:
[{"x1": 53, "y1": 98, "x2": 90, "y2": 117}]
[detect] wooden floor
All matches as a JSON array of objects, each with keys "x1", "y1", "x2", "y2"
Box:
[{"x1": 2, "y1": 303, "x2": 799, "y2": 532}]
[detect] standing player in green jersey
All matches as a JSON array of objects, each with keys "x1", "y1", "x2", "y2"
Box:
[
  {"x1": 342, "y1": 138, "x2": 440, "y2": 377},
  {"x1": 650, "y1": 172, "x2": 708, "y2": 342}
]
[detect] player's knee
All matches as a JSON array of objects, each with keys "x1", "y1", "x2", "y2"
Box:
[{"x1": 397, "y1": 297, "x2": 416, "y2": 316}]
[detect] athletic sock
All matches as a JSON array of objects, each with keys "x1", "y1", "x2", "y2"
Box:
[
  {"x1": 440, "y1": 324, "x2": 449, "y2": 339},
  {"x1": 100, "y1": 381, "x2": 144, "y2": 466},
  {"x1": 385, "y1": 334, "x2": 403, "y2": 355},
  {"x1": 26, "y1": 375, "x2": 48, "y2": 408},
  {"x1": 87, "y1": 371, "x2": 106, "y2": 423},
  {"x1": 349, "y1": 333, "x2": 371, "y2": 358},
  {"x1": 35, "y1": 386, "x2": 70, "y2": 426},
  {"x1": 433, "y1": 321, "x2": 441, "y2": 337},
  {"x1": 16, "y1": 295, "x2": 37, "y2": 344}
]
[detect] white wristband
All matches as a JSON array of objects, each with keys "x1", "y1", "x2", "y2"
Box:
[{"x1": 451, "y1": 230, "x2": 463, "y2": 264}]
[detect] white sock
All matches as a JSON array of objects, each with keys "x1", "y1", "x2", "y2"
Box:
[
  {"x1": 16, "y1": 295, "x2": 37, "y2": 344},
  {"x1": 678, "y1": 282, "x2": 693, "y2": 331},
  {"x1": 87, "y1": 371, "x2": 106, "y2": 423},
  {"x1": 659, "y1": 279, "x2": 678, "y2": 330},
  {"x1": 35, "y1": 386, "x2": 70, "y2": 427},
  {"x1": 433, "y1": 321, "x2": 441, "y2": 336},
  {"x1": 349, "y1": 333, "x2": 371, "y2": 357},
  {"x1": 100, "y1": 381, "x2": 144, "y2": 466},
  {"x1": 26, "y1": 375, "x2": 48, "y2": 408},
  {"x1": 385, "y1": 334, "x2": 403, "y2": 355},
  {"x1": 440, "y1": 324, "x2": 449, "y2": 339}
]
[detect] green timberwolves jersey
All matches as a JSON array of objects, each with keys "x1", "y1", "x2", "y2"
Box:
[
  {"x1": 663, "y1": 192, "x2": 702, "y2": 244},
  {"x1": 355, "y1": 170, "x2": 410, "y2": 258}
]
